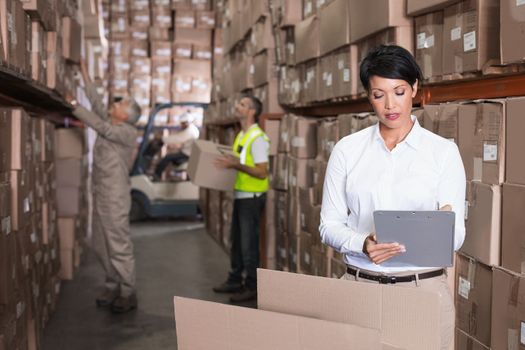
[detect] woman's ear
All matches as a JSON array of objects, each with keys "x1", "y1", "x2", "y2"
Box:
[{"x1": 411, "y1": 80, "x2": 419, "y2": 98}]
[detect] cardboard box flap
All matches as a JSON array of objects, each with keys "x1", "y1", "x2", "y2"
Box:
[
  {"x1": 174, "y1": 296, "x2": 383, "y2": 350},
  {"x1": 257, "y1": 269, "x2": 441, "y2": 350}
]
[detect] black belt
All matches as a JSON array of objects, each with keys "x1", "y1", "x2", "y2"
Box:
[{"x1": 346, "y1": 267, "x2": 444, "y2": 284}]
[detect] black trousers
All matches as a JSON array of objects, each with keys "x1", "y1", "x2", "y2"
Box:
[
  {"x1": 227, "y1": 194, "x2": 266, "y2": 290},
  {"x1": 154, "y1": 152, "x2": 189, "y2": 177}
]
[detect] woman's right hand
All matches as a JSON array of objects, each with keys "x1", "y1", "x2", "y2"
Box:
[{"x1": 363, "y1": 233, "x2": 406, "y2": 265}]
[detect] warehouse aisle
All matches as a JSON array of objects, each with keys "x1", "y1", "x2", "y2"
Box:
[{"x1": 42, "y1": 220, "x2": 251, "y2": 350}]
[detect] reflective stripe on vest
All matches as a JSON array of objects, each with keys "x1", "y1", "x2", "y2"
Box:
[{"x1": 232, "y1": 125, "x2": 270, "y2": 193}]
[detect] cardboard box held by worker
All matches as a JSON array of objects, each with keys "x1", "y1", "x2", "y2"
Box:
[{"x1": 187, "y1": 140, "x2": 237, "y2": 192}]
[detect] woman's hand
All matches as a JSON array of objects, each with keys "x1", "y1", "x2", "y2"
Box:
[{"x1": 363, "y1": 233, "x2": 406, "y2": 265}]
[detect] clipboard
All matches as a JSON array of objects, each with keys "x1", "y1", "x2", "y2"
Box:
[{"x1": 373, "y1": 210, "x2": 455, "y2": 267}]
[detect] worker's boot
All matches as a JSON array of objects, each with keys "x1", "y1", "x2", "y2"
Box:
[
  {"x1": 110, "y1": 294, "x2": 138, "y2": 314},
  {"x1": 95, "y1": 289, "x2": 119, "y2": 308},
  {"x1": 212, "y1": 281, "x2": 243, "y2": 293}
]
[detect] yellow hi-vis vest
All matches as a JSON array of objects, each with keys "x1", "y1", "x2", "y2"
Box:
[{"x1": 232, "y1": 124, "x2": 270, "y2": 193}]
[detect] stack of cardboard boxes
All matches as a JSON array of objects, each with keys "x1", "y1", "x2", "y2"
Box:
[
  {"x1": 55, "y1": 128, "x2": 89, "y2": 281},
  {"x1": 0, "y1": 107, "x2": 64, "y2": 350},
  {"x1": 106, "y1": 0, "x2": 215, "y2": 125},
  {"x1": 421, "y1": 97, "x2": 525, "y2": 349}
]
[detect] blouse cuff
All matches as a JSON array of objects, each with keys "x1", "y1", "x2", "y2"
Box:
[{"x1": 348, "y1": 231, "x2": 370, "y2": 254}]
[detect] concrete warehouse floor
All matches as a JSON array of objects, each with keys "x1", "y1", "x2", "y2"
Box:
[{"x1": 42, "y1": 220, "x2": 256, "y2": 350}]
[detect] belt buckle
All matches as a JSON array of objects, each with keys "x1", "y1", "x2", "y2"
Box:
[{"x1": 379, "y1": 276, "x2": 396, "y2": 284}]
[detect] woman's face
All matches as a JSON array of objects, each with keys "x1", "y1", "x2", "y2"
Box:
[{"x1": 367, "y1": 76, "x2": 418, "y2": 130}]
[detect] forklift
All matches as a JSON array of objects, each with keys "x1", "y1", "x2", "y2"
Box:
[{"x1": 129, "y1": 102, "x2": 206, "y2": 221}]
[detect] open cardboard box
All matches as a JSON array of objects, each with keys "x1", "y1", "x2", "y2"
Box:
[{"x1": 174, "y1": 269, "x2": 442, "y2": 349}]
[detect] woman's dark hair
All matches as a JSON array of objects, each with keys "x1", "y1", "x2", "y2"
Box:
[{"x1": 359, "y1": 45, "x2": 423, "y2": 92}]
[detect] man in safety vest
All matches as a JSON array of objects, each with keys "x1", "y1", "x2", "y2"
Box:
[{"x1": 213, "y1": 96, "x2": 269, "y2": 303}]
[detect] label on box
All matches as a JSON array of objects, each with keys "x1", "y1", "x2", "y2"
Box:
[
  {"x1": 249, "y1": 64, "x2": 255, "y2": 74},
  {"x1": 305, "y1": 252, "x2": 311, "y2": 265},
  {"x1": 425, "y1": 35, "x2": 435, "y2": 48},
  {"x1": 292, "y1": 137, "x2": 306, "y2": 147},
  {"x1": 416, "y1": 33, "x2": 426, "y2": 49},
  {"x1": 305, "y1": 2, "x2": 312, "y2": 15},
  {"x1": 326, "y1": 73, "x2": 332, "y2": 87},
  {"x1": 464, "y1": 201, "x2": 469, "y2": 220},
  {"x1": 156, "y1": 66, "x2": 171, "y2": 74},
  {"x1": 338, "y1": 59, "x2": 345, "y2": 70},
  {"x1": 451, "y1": 27, "x2": 461, "y2": 41},
  {"x1": 508, "y1": 329, "x2": 520, "y2": 350},
  {"x1": 326, "y1": 141, "x2": 335, "y2": 154},
  {"x1": 317, "y1": 0, "x2": 326, "y2": 7},
  {"x1": 133, "y1": 49, "x2": 148, "y2": 57},
  {"x1": 24, "y1": 197, "x2": 30, "y2": 213},
  {"x1": 196, "y1": 51, "x2": 212, "y2": 59},
  {"x1": 483, "y1": 142, "x2": 498, "y2": 161},
  {"x1": 314, "y1": 173, "x2": 319, "y2": 184},
  {"x1": 30, "y1": 232, "x2": 37, "y2": 243},
  {"x1": 301, "y1": 214, "x2": 305, "y2": 228},
  {"x1": 292, "y1": 253, "x2": 297, "y2": 264},
  {"x1": 133, "y1": 32, "x2": 147, "y2": 40},
  {"x1": 280, "y1": 247, "x2": 286, "y2": 259},
  {"x1": 287, "y1": 43, "x2": 295, "y2": 54},
  {"x1": 158, "y1": 16, "x2": 171, "y2": 24},
  {"x1": 518, "y1": 0, "x2": 525, "y2": 6},
  {"x1": 521, "y1": 322, "x2": 525, "y2": 345},
  {"x1": 156, "y1": 48, "x2": 171, "y2": 57},
  {"x1": 2, "y1": 217, "x2": 11, "y2": 236},
  {"x1": 135, "y1": 15, "x2": 149, "y2": 23},
  {"x1": 16, "y1": 302, "x2": 24, "y2": 319},
  {"x1": 458, "y1": 277, "x2": 471, "y2": 299},
  {"x1": 463, "y1": 31, "x2": 476, "y2": 52},
  {"x1": 343, "y1": 69, "x2": 350, "y2": 82}
]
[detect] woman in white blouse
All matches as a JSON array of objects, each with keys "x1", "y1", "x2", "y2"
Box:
[{"x1": 319, "y1": 45, "x2": 465, "y2": 350}]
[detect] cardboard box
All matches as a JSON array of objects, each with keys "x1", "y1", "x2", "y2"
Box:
[
  {"x1": 271, "y1": 153, "x2": 288, "y2": 191},
  {"x1": 152, "y1": 58, "x2": 172, "y2": 105},
  {"x1": 1, "y1": 0, "x2": 31, "y2": 73},
  {"x1": 173, "y1": 43, "x2": 192, "y2": 59},
  {"x1": 275, "y1": 189, "x2": 288, "y2": 234},
  {"x1": 290, "y1": 117, "x2": 318, "y2": 159},
  {"x1": 462, "y1": 181, "x2": 501, "y2": 266},
  {"x1": 505, "y1": 97, "x2": 525, "y2": 185},
  {"x1": 338, "y1": 113, "x2": 353, "y2": 138},
  {"x1": 196, "y1": 11, "x2": 215, "y2": 29},
  {"x1": 187, "y1": 140, "x2": 237, "y2": 192},
  {"x1": 58, "y1": 218, "x2": 75, "y2": 251},
  {"x1": 264, "y1": 119, "x2": 280, "y2": 156},
  {"x1": 287, "y1": 157, "x2": 314, "y2": 188},
  {"x1": 317, "y1": 118, "x2": 339, "y2": 162},
  {"x1": 31, "y1": 21, "x2": 47, "y2": 84},
  {"x1": 442, "y1": 0, "x2": 500, "y2": 74},
  {"x1": 501, "y1": 183, "x2": 525, "y2": 274},
  {"x1": 54, "y1": 128, "x2": 86, "y2": 159},
  {"x1": 174, "y1": 296, "x2": 383, "y2": 349},
  {"x1": 59, "y1": 248, "x2": 74, "y2": 280},
  {"x1": 318, "y1": 54, "x2": 334, "y2": 101},
  {"x1": 253, "y1": 80, "x2": 283, "y2": 114},
  {"x1": 10, "y1": 170, "x2": 30, "y2": 231},
  {"x1": 295, "y1": 16, "x2": 319, "y2": 64},
  {"x1": 299, "y1": 231, "x2": 312, "y2": 274},
  {"x1": 131, "y1": 10, "x2": 151, "y2": 27},
  {"x1": 350, "y1": 0, "x2": 411, "y2": 43},
  {"x1": 423, "y1": 103, "x2": 459, "y2": 142},
  {"x1": 288, "y1": 231, "x2": 299, "y2": 272},
  {"x1": 258, "y1": 269, "x2": 442, "y2": 350},
  {"x1": 151, "y1": 41, "x2": 172, "y2": 58},
  {"x1": 303, "y1": 59, "x2": 320, "y2": 103},
  {"x1": 490, "y1": 267, "x2": 525, "y2": 350},
  {"x1": 56, "y1": 187, "x2": 81, "y2": 218},
  {"x1": 130, "y1": 40, "x2": 148, "y2": 57},
  {"x1": 277, "y1": 114, "x2": 293, "y2": 153},
  {"x1": 152, "y1": 7, "x2": 173, "y2": 28},
  {"x1": 319, "y1": 0, "x2": 351, "y2": 55},
  {"x1": 175, "y1": 10, "x2": 195, "y2": 28},
  {"x1": 333, "y1": 45, "x2": 358, "y2": 98},
  {"x1": 193, "y1": 44, "x2": 212, "y2": 60},
  {"x1": 174, "y1": 28, "x2": 212, "y2": 47},
  {"x1": 500, "y1": 0, "x2": 525, "y2": 64},
  {"x1": 253, "y1": 50, "x2": 276, "y2": 87},
  {"x1": 251, "y1": 17, "x2": 274, "y2": 55},
  {"x1": 407, "y1": 0, "x2": 461, "y2": 16},
  {"x1": 415, "y1": 11, "x2": 444, "y2": 79},
  {"x1": 312, "y1": 159, "x2": 327, "y2": 205},
  {"x1": 55, "y1": 159, "x2": 84, "y2": 188},
  {"x1": 455, "y1": 253, "x2": 493, "y2": 347},
  {"x1": 273, "y1": 0, "x2": 302, "y2": 27},
  {"x1": 0, "y1": 108, "x2": 30, "y2": 172},
  {"x1": 149, "y1": 26, "x2": 170, "y2": 41},
  {"x1": 458, "y1": 101, "x2": 505, "y2": 184},
  {"x1": 62, "y1": 16, "x2": 81, "y2": 63},
  {"x1": 302, "y1": 0, "x2": 317, "y2": 19}
]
